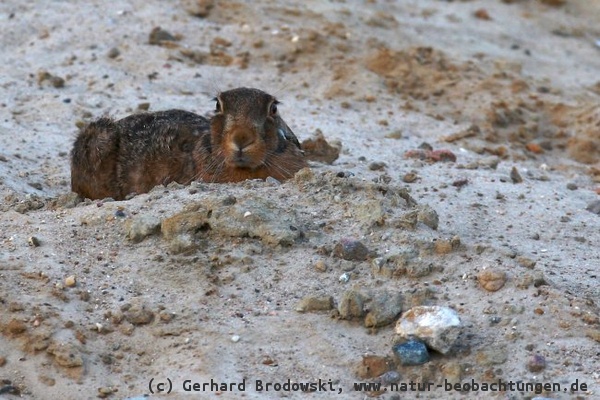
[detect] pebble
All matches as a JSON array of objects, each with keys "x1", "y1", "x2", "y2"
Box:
[
  {"x1": 441, "y1": 361, "x2": 462, "y2": 384},
  {"x1": 107, "y1": 47, "x2": 120, "y2": 59},
  {"x1": 392, "y1": 340, "x2": 430, "y2": 365},
  {"x1": 97, "y1": 387, "x2": 116, "y2": 398},
  {"x1": 417, "y1": 205, "x2": 439, "y2": 230},
  {"x1": 364, "y1": 291, "x2": 403, "y2": 328},
  {"x1": 355, "y1": 355, "x2": 392, "y2": 379},
  {"x1": 48, "y1": 342, "x2": 83, "y2": 368},
  {"x1": 371, "y1": 247, "x2": 421, "y2": 278},
  {"x1": 585, "y1": 328, "x2": 600, "y2": 343},
  {"x1": 338, "y1": 290, "x2": 366, "y2": 320},
  {"x1": 566, "y1": 182, "x2": 578, "y2": 190},
  {"x1": 124, "y1": 304, "x2": 155, "y2": 325},
  {"x1": 338, "y1": 272, "x2": 350, "y2": 283},
  {"x1": 183, "y1": 0, "x2": 215, "y2": 17},
  {"x1": 295, "y1": 296, "x2": 334, "y2": 313},
  {"x1": 64, "y1": 275, "x2": 76, "y2": 287},
  {"x1": 6, "y1": 319, "x2": 27, "y2": 335},
  {"x1": 527, "y1": 354, "x2": 546, "y2": 372},
  {"x1": 585, "y1": 200, "x2": 600, "y2": 215},
  {"x1": 300, "y1": 130, "x2": 341, "y2": 164},
  {"x1": 356, "y1": 200, "x2": 385, "y2": 226},
  {"x1": 368, "y1": 161, "x2": 387, "y2": 171},
  {"x1": 0, "y1": 356, "x2": 5, "y2": 367},
  {"x1": 38, "y1": 375, "x2": 55, "y2": 386},
  {"x1": 126, "y1": 215, "x2": 161, "y2": 243},
  {"x1": 395, "y1": 306, "x2": 462, "y2": 354},
  {"x1": 231, "y1": 335, "x2": 240, "y2": 343},
  {"x1": 333, "y1": 239, "x2": 369, "y2": 261},
  {"x1": 54, "y1": 192, "x2": 81, "y2": 208},
  {"x1": 148, "y1": 26, "x2": 179, "y2": 45},
  {"x1": 314, "y1": 260, "x2": 328, "y2": 272},
  {"x1": 393, "y1": 210, "x2": 418, "y2": 230},
  {"x1": 378, "y1": 370, "x2": 401, "y2": 385},
  {"x1": 475, "y1": 348, "x2": 508, "y2": 366},
  {"x1": 28, "y1": 236, "x2": 40, "y2": 247},
  {"x1": 510, "y1": 166, "x2": 523, "y2": 183},
  {"x1": 517, "y1": 256, "x2": 536, "y2": 269},
  {"x1": 402, "y1": 172, "x2": 418, "y2": 183},
  {"x1": 478, "y1": 268, "x2": 507, "y2": 292}
]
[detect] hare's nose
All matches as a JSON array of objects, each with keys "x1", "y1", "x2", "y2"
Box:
[{"x1": 230, "y1": 129, "x2": 255, "y2": 151}]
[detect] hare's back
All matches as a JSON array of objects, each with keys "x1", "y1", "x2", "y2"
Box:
[{"x1": 116, "y1": 110, "x2": 209, "y2": 142}]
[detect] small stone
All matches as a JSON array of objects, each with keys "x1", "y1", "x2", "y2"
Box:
[
  {"x1": 64, "y1": 275, "x2": 76, "y2": 287},
  {"x1": 301, "y1": 129, "x2": 341, "y2": 164},
  {"x1": 566, "y1": 183, "x2": 578, "y2": 190},
  {"x1": 441, "y1": 361, "x2": 462, "y2": 384},
  {"x1": 378, "y1": 370, "x2": 401, "y2": 385},
  {"x1": 585, "y1": 328, "x2": 600, "y2": 343},
  {"x1": 478, "y1": 268, "x2": 507, "y2": 292},
  {"x1": 338, "y1": 272, "x2": 350, "y2": 283},
  {"x1": 434, "y1": 240, "x2": 452, "y2": 255},
  {"x1": 356, "y1": 200, "x2": 385, "y2": 226},
  {"x1": 417, "y1": 205, "x2": 439, "y2": 230},
  {"x1": 314, "y1": 260, "x2": 328, "y2": 272},
  {"x1": 28, "y1": 236, "x2": 41, "y2": 247},
  {"x1": 295, "y1": 296, "x2": 334, "y2": 313},
  {"x1": 402, "y1": 172, "x2": 418, "y2": 183},
  {"x1": 126, "y1": 215, "x2": 161, "y2": 243},
  {"x1": 392, "y1": 340, "x2": 430, "y2": 365},
  {"x1": 222, "y1": 195, "x2": 237, "y2": 205},
  {"x1": 149, "y1": 27, "x2": 179, "y2": 45},
  {"x1": 338, "y1": 290, "x2": 366, "y2": 320},
  {"x1": 395, "y1": 306, "x2": 462, "y2": 354},
  {"x1": 364, "y1": 291, "x2": 403, "y2": 328},
  {"x1": 265, "y1": 176, "x2": 281, "y2": 185},
  {"x1": 515, "y1": 273, "x2": 534, "y2": 289},
  {"x1": 6, "y1": 319, "x2": 27, "y2": 335},
  {"x1": 231, "y1": 335, "x2": 240, "y2": 343},
  {"x1": 517, "y1": 256, "x2": 536, "y2": 269},
  {"x1": 510, "y1": 166, "x2": 523, "y2": 183},
  {"x1": 137, "y1": 102, "x2": 150, "y2": 111},
  {"x1": 368, "y1": 161, "x2": 386, "y2": 171},
  {"x1": 124, "y1": 305, "x2": 155, "y2": 325},
  {"x1": 183, "y1": 0, "x2": 215, "y2": 17},
  {"x1": 474, "y1": 8, "x2": 491, "y2": 20},
  {"x1": 526, "y1": 354, "x2": 546, "y2": 372},
  {"x1": 98, "y1": 387, "x2": 115, "y2": 398},
  {"x1": 476, "y1": 348, "x2": 508, "y2": 366},
  {"x1": 38, "y1": 375, "x2": 55, "y2": 386},
  {"x1": 107, "y1": 47, "x2": 120, "y2": 59},
  {"x1": 333, "y1": 239, "x2": 369, "y2": 261},
  {"x1": 586, "y1": 200, "x2": 600, "y2": 215},
  {"x1": 355, "y1": 355, "x2": 392, "y2": 379},
  {"x1": 0, "y1": 356, "x2": 6, "y2": 367},
  {"x1": 48, "y1": 342, "x2": 83, "y2": 368},
  {"x1": 50, "y1": 76, "x2": 65, "y2": 88}
]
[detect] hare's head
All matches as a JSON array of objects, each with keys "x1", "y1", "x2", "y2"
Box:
[{"x1": 210, "y1": 87, "x2": 302, "y2": 170}]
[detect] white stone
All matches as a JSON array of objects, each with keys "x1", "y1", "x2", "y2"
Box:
[{"x1": 395, "y1": 306, "x2": 462, "y2": 354}]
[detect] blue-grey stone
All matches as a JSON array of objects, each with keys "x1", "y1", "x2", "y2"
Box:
[{"x1": 392, "y1": 340, "x2": 430, "y2": 365}]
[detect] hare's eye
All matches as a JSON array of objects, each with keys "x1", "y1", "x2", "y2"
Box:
[{"x1": 269, "y1": 102, "x2": 278, "y2": 116}]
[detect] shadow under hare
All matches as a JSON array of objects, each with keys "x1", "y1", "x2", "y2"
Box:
[{"x1": 71, "y1": 87, "x2": 308, "y2": 200}]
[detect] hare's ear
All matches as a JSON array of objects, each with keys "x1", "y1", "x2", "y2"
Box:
[{"x1": 275, "y1": 122, "x2": 301, "y2": 153}]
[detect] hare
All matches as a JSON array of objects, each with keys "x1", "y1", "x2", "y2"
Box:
[{"x1": 70, "y1": 87, "x2": 308, "y2": 200}]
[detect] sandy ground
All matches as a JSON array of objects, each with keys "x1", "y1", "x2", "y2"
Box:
[{"x1": 1, "y1": 0, "x2": 599, "y2": 399}]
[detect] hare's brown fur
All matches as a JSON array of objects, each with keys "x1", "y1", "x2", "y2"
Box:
[{"x1": 71, "y1": 88, "x2": 307, "y2": 200}]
